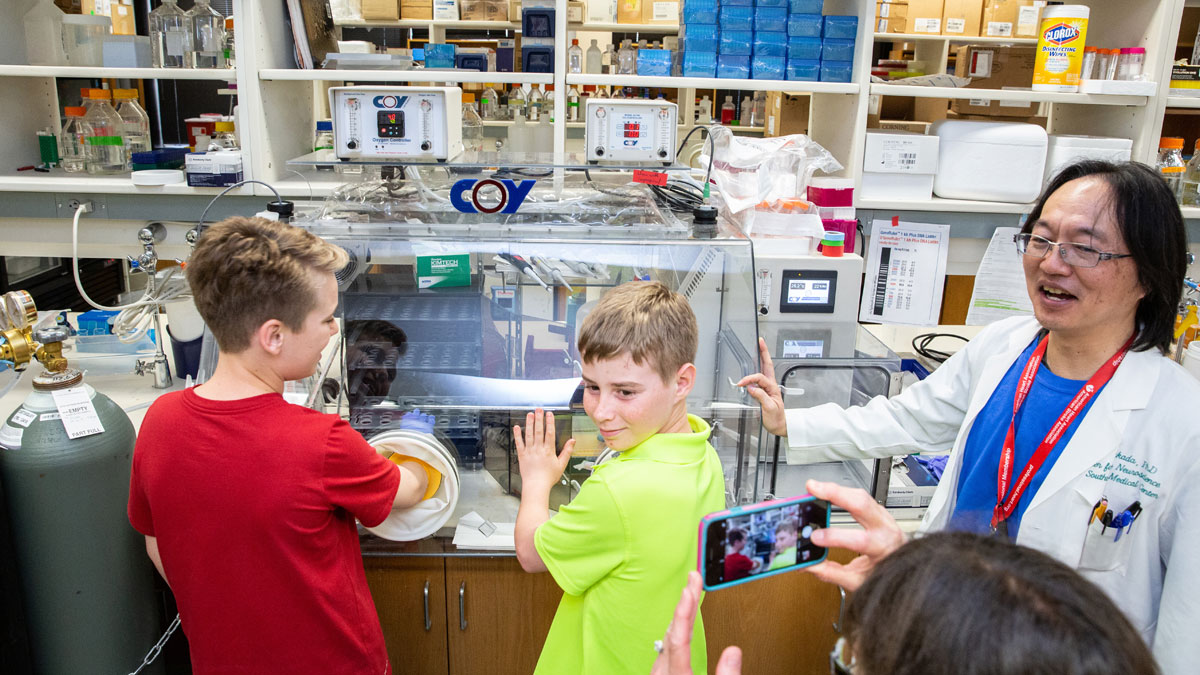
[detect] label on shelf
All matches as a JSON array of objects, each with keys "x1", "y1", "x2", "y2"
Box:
[
  {"x1": 986, "y1": 21, "x2": 1014, "y2": 37},
  {"x1": 913, "y1": 18, "x2": 941, "y2": 33},
  {"x1": 945, "y1": 17, "x2": 965, "y2": 34}
]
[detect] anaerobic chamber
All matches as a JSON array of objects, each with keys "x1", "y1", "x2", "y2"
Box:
[
  {"x1": 295, "y1": 167, "x2": 771, "y2": 532},
  {"x1": 750, "y1": 246, "x2": 907, "y2": 506}
]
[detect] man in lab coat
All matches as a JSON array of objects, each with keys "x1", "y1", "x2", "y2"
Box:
[{"x1": 738, "y1": 160, "x2": 1200, "y2": 674}]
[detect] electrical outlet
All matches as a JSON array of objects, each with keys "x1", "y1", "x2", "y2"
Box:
[{"x1": 55, "y1": 195, "x2": 106, "y2": 219}]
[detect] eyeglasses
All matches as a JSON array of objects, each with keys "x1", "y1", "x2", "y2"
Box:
[
  {"x1": 829, "y1": 637, "x2": 857, "y2": 675},
  {"x1": 1013, "y1": 233, "x2": 1133, "y2": 269}
]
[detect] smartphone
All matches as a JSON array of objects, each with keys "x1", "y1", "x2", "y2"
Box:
[{"x1": 698, "y1": 495, "x2": 830, "y2": 591}]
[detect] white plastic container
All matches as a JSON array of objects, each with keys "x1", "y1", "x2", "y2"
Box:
[
  {"x1": 1032, "y1": 4, "x2": 1089, "y2": 93},
  {"x1": 23, "y1": 0, "x2": 67, "y2": 66},
  {"x1": 1044, "y1": 135, "x2": 1133, "y2": 183},
  {"x1": 62, "y1": 14, "x2": 112, "y2": 67},
  {"x1": 862, "y1": 130, "x2": 940, "y2": 201},
  {"x1": 1183, "y1": 341, "x2": 1200, "y2": 381},
  {"x1": 932, "y1": 119, "x2": 1048, "y2": 203}
]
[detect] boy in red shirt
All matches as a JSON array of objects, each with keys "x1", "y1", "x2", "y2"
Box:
[{"x1": 128, "y1": 216, "x2": 429, "y2": 674}]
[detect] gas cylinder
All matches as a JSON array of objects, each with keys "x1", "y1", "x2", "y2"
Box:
[{"x1": 0, "y1": 367, "x2": 162, "y2": 675}]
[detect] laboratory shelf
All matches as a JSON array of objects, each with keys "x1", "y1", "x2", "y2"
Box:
[
  {"x1": 577, "y1": 23, "x2": 679, "y2": 33},
  {"x1": 258, "y1": 68, "x2": 553, "y2": 84},
  {"x1": 335, "y1": 18, "x2": 521, "y2": 30},
  {"x1": 856, "y1": 196, "x2": 1034, "y2": 214},
  {"x1": 1166, "y1": 96, "x2": 1200, "y2": 109},
  {"x1": 567, "y1": 73, "x2": 861, "y2": 94},
  {"x1": 872, "y1": 33, "x2": 1037, "y2": 44},
  {"x1": 0, "y1": 65, "x2": 237, "y2": 80},
  {"x1": 869, "y1": 83, "x2": 1149, "y2": 106},
  {"x1": 0, "y1": 172, "x2": 253, "y2": 196}
]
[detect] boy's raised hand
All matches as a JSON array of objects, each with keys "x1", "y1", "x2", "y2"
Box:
[
  {"x1": 514, "y1": 409, "x2": 575, "y2": 491},
  {"x1": 736, "y1": 337, "x2": 787, "y2": 437}
]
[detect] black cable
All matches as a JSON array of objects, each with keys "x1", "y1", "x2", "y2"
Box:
[
  {"x1": 911, "y1": 333, "x2": 970, "y2": 363},
  {"x1": 856, "y1": 218, "x2": 865, "y2": 256},
  {"x1": 675, "y1": 124, "x2": 716, "y2": 198},
  {"x1": 649, "y1": 178, "x2": 704, "y2": 213}
]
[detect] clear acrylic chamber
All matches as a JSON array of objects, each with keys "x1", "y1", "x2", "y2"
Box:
[{"x1": 297, "y1": 167, "x2": 768, "y2": 529}]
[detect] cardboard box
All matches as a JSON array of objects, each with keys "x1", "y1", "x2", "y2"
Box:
[
  {"x1": 876, "y1": 2, "x2": 907, "y2": 18},
  {"x1": 981, "y1": 0, "x2": 1039, "y2": 37},
  {"x1": 878, "y1": 120, "x2": 933, "y2": 133},
  {"x1": 567, "y1": 0, "x2": 585, "y2": 22},
  {"x1": 914, "y1": 96, "x2": 951, "y2": 123},
  {"x1": 617, "y1": 0, "x2": 642, "y2": 23},
  {"x1": 946, "y1": 109, "x2": 1046, "y2": 129},
  {"x1": 643, "y1": 0, "x2": 678, "y2": 23},
  {"x1": 460, "y1": 0, "x2": 509, "y2": 20},
  {"x1": 434, "y1": 0, "x2": 459, "y2": 20},
  {"x1": 876, "y1": 16, "x2": 909, "y2": 33},
  {"x1": 951, "y1": 44, "x2": 1038, "y2": 116},
  {"x1": 401, "y1": 0, "x2": 433, "y2": 18},
  {"x1": 765, "y1": 92, "x2": 811, "y2": 137},
  {"x1": 1015, "y1": 0, "x2": 1045, "y2": 37},
  {"x1": 365, "y1": 0, "x2": 402, "y2": 19},
  {"x1": 907, "y1": 0, "x2": 945, "y2": 33},
  {"x1": 588, "y1": 0, "x2": 617, "y2": 22},
  {"x1": 941, "y1": 0, "x2": 982, "y2": 37},
  {"x1": 54, "y1": 0, "x2": 83, "y2": 13},
  {"x1": 84, "y1": 0, "x2": 135, "y2": 35}
]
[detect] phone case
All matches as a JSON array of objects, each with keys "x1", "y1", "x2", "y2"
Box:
[{"x1": 698, "y1": 494, "x2": 830, "y2": 591}]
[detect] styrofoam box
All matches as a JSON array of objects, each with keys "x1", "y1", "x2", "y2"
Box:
[
  {"x1": 1044, "y1": 134, "x2": 1133, "y2": 184},
  {"x1": 931, "y1": 119, "x2": 1047, "y2": 203},
  {"x1": 862, "y1": 130, "x2": 939, "y2": 201}
]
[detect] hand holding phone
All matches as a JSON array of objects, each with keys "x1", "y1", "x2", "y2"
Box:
[{"x1": 699, "y1": 494, "x2": 830, "y2": 591}]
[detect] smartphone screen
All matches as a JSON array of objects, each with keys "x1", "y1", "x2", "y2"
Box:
[{"x1": 702, "y1": 497, "x2": 829, "y2": 589}]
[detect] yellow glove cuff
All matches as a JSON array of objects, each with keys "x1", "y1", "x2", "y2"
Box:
[{"x1": 389, "y1": 453, "x2": 443, "y2": 501}]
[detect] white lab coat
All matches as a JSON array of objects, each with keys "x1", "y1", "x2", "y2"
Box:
[{"x1": 784, "y1": 316, "x2": 1200, "y2": 674}]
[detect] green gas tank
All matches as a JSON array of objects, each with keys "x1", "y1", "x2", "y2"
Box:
[{"x1": 0, "y1": 368, "x2": 162, "y2": 675}]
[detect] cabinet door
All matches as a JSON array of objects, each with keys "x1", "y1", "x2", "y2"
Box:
[
  {"x1": 364, "y1": 557, "x2": 449, "y2": 675},
  {"x1": 703, "y1": 548, "x2": 857, "y2": 675},
  {"x1": 445, "y1": 557, "x2": 563, "y2": 675}
]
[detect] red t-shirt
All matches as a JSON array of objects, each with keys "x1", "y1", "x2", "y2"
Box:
[
  {"x1": 128, "y1": 389, "x2": 401, "y2": 675},
  {"x1": 724, "y1": 553, "x2": 754, "y2": 581}
]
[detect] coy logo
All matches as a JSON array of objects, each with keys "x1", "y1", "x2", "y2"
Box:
[
  {"x1": 372, "y1": 95, "x2": 410, "y2": 109},
  {"x1": 450, "y1": 178, "x2": 536, "y2": 214},
  {"x1": 1042, "y1": 23, "x2": 1080, "y2": 45}
]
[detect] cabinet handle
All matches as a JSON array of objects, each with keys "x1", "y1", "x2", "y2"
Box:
[
  {"x1": 423, "y1": 581, "x2": 431, "y2": 631},
  {"x1": 833, "y1": 586, "x2": 846, "y2": 633},
  {"x1": 459, "y1": 581, "x2": 467, "y2": 631}
]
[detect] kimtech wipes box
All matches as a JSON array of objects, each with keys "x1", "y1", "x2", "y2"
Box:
[{"x1": 416, "y1": 248, "x2": 471, "y2": 288}]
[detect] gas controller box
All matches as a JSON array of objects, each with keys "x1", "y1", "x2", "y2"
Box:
[
  {"x1": 329, "y1": 86, "x2": 464, "y2": 161},
  {"x1": 585, "y1": 99, "x2": 677, "y2": 164}
]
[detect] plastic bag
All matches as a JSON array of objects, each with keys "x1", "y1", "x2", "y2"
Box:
[{"x1": 701, "y1": 125, "x2": 842, "y2": 234}]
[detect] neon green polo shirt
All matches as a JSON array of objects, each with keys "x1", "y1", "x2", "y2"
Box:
[{"x1": 533, "y1": 414, "x2": 727, "y2": 675}]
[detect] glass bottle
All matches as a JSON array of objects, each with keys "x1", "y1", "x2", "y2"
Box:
[
  {"x1": 567, "y1": 85, "x2": 580, "y2": 121},
  {"x1": 618, "y1": 40, "x2": 636, "y2": 75},
  {"x1": 222, "y1": 17, "x2": 235, "y2": 68},
  {"x1": 751, "y1": 91, "x2": 767, "y2": 127},
  {"x1": 113, "y1": 89, "x2": 152, "y2": 161},
  {"x1": 568, "y1": 38, "x2": 583, "y2": 74},
  {"x1": 586, "y1": 39, "x2": 602, "y2": 74},
  {"x1": 60, "y1": 106, "x2": 88, "y2": 173},
  {"x1": 527, "y1": 84, "x2": 544, "y2": 121},
  {"x1": 739, "y1": 95, "x2": 752, "y2": 125},
  {"x1": 82, "y1": 89, "x2": 128, "y2": 174},
  {"x1": 1157, "y1": 137, "x2": 1186, "y2": 202},
  {"x1": 186, "y1": 0, "x2": 226, "y2": 69},
  {"x1": 696, "y1": 95, "x2": 712, "y2": 124},
  {"x1": 480, "y1": 84, "x2": 499, "y2": 120},
  {"x1": 720, "y1": 95, "x2": 736, "y2": 124},
  {"x1": 602, "y1": 44, "x2": 614, "y2": 74},
  {"x1": 1182, "y1": 140, "x2": 1200, "y2": 207},
  {"x1": 462, "y1": 93, "x2": 484, "y2": 153},
  {"x1": 509, "y1": 84, "x2": 526, "y2": 120},
  {"x1": 149, "y1": 0, "x2": 189, "y2": 68},
  {"x1": 24, "y1": 0, "x2": 68, "y2": 66}
]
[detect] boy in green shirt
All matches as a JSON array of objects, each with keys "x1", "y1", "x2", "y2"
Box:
[
  {"x1": 767, "y1": 519, "x2": 799, "y2": 571},
  {"x1": 513, "y1": 280, "x2": 727, "y2": 675}
]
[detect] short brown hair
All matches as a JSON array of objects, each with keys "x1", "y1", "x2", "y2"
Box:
[
  {"x1": 187, "y1": 217, "x2": 348, "y2": 353},
  {"x1": 578, "y1": 281, "x2": 697, "y2": 382}
]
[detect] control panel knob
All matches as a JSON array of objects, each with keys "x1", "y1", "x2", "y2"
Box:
[
  {"x1": 421, "y1": 141, "x2": 432, "y2": 151},
  {"x1": 758, "y1": 306, "x2": 769, "y2": 316},
  {"x1": 347, "y1": 139, "x2": 358, "y2": 150},
  {"x1": 658, "y1": 149, "x2": 668, "y2": 158},
  {"x1": 595, "y1": 147, "x2": 605, "y2": 156}
]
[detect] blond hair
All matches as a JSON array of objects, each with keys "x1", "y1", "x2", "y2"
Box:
[
  {"x1": 578, "y1": 281, "x2": 697, "y2": 382},
  {"x1": 775, "y1": 519, "x2": 798, "y2": 536},
  {"x1": 187, "y1": 217, "x2": 348, "y2": 353}
]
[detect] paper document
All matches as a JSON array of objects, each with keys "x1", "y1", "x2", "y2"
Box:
[
  {"x1": 453, "y1": 511, "x2": 516, "y2": 550},
  {"x1": 965, "y1": 227, "x2": 1034, "y2": 325},
  {"x1": 860, "y1": 219, "x2": 951, "y2": 326}
]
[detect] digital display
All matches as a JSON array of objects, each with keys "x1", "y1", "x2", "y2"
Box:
[
  {"x1": 704, "y1": 499, "x2": 829, "y2": 588},
  {"x1": 782, "y1": 339, "x2": 824, "y2": 359},
  {"x1": 376, "y1": 110, "x2": 405, "y2": 138},
  {"x1": 787, "y1": 279, "x2": 830, "y2": 305}
]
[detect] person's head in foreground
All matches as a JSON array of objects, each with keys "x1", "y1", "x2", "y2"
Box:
[
  {"x1": 1019, "y1": 160, "x2": 1185, "y2": 356},
  {"x1": 835, "y1": 531, "x2": 1159, "y2": 675},
  {"x1": 577, "y1": 280, "x2": 698, "y2": 451},
  {"x1": 187, "y1": 216, "x2": 349, "y2": 381}
]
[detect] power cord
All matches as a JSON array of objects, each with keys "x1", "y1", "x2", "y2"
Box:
[
  {"x1": 649, "y1": 178, "x2": 705, "y2": 213},
  {"x1": 195, "y1": 179, "x2": 286, "y2": 236},
  {"x1": 675, "y1": 124, "x2": 716, "y2": 198},
  {"x1": 911, "y1": 333, "x2": 969, "y2": 363}
]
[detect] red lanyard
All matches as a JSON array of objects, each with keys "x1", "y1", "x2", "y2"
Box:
[{"x1": 990, "y1": 333, "x2": 1135, "y2": 531}]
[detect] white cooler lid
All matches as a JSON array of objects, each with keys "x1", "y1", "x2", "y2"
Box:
[
  {"x1": 1047, "y1": 134, "x2": 1134, "y2": 150},
  {"x1": 931, "y1": 119, "x2": 1048, "y2": 146}
]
